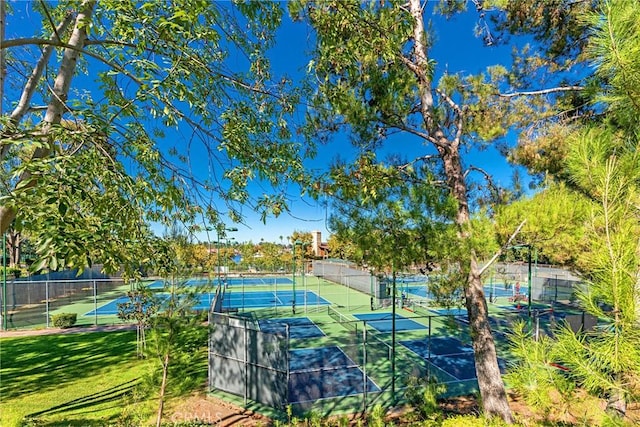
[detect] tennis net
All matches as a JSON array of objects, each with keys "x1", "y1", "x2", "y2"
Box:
[{"x1": 328, "y1": 306, "x2": 359, "y2": 334}]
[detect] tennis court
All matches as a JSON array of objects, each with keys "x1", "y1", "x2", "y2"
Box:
[
  {"x1": 217, "y1": 290, "x2": 330, "y2": 310},
  {"x1": 149, "y1": 276, "x2": 294, "y2": 289},
  {"x1": 288, "y1": 346, "x2": 380, "y2": 403},
  {"x1": 401, "y1": 337, "x2": 506, "y2": 381},
  {"x1": 85, "y1": 290, "x2": 329, "y2": 316},
  {"x1": 429, "y1": 307, "x2": 468, "y2": 317},
  {"x1": 258, "y1": 317, "x2": 325, "y2": 339},
  {"x1": 84, "y1": 294, "x2": 168, "y2": 316},
  {"x1": 353, "y1": 312, "x2": 428, "y2": 333},
  {"x1": 84, "y1": 296, "x2": 135, "y2": 316},
  {"x1": 402, "y1": 284, "x2": 528, "y2": 300}
]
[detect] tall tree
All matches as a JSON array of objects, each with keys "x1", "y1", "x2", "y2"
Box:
[
  {"x1": 0, "y1": 1, "x2": 307, "y2": 275},
  {"x1": 290, "y1": 0, "x2": 546, "y2": 419}
]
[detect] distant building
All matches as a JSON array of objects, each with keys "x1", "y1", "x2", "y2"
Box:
[{"x1": 311, "y1": 230, "x2": 330, "y2": 258}]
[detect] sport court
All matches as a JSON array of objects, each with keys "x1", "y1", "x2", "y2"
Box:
[
  {"x1": 258, "y1": 317, "x2": 325, "y2": 339},
  {"x1": 353, "y1": 312, "x2": 428, "y2": 333},
  {"x1": 401, "y1": 336, "x2": 506, "y2": 381},
  {"x1": 404, "y1": 284, "x2": 527, "y2": 300},
  {"x1": 148, "y1": 276, "x2": 293, "y2": 289},
  {"x1": 85, "y1": 289, "x2": 330, "y2": 316},
  {"x1": 288, "y1": 346, "x2": 380, "y2": 403}
]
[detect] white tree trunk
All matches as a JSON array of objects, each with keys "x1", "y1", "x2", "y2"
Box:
[{"x1": 0, "y1": 1, "x2": 95, "y2": 235}]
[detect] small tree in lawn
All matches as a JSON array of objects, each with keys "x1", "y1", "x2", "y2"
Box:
[
  {"x1": 117, "y1": 284, "x2": 159, "y2": 358},
  {"x1": 146, "y1": 236, "x2": 209, "y2": 427}
]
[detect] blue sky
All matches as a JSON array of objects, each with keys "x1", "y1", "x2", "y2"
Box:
[
  {"x1": 4, "y1": 2, "x2": 527, "y2": 245},
  {"x1": 226, "y1": 6, "x2": 525, "y2": 244}
]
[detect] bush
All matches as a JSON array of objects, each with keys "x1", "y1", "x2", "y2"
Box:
[
  {"x1": 51, "y1": 313, "x2": 77, "y2": 328},
  {"x1": 0, "y1": 266, "x2": 23, "y2": 278}
]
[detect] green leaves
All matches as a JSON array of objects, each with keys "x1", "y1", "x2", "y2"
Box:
[
  {"x1": 2, "y1": 1, "x2": 313, "y2": 275},
  {"x1": 505, "y1": 321, "x2": 576, "y2": 418},
  {"x1": 325, "y1": 151, "x2": 458, "y2": 272}
]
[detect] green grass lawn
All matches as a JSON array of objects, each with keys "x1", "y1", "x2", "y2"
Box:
[{"x1": 0, "y1": 331, "x2": 154, "y2": 427}]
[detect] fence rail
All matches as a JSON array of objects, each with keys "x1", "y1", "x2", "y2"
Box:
[{"x1": 1, "y1": 278, "x2": 127, "y2": 330}]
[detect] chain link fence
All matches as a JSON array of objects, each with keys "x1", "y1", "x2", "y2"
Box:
[{"x1": 1, "y1": 277, "x2": 127, "y2": 329}]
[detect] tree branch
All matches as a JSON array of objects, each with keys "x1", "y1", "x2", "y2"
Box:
[
  {"x1": 499, "y1": 86, "x2": 584, "y2": 98},
  {"x1": 0, "y1": 0, "x2": 95, "y2": 235},
  {"x1": 478, "y1": 219, "x2": 527, "y2": 276},
  {"x1": 1, "y1": 12, "x2": 74, "y2": 159},
  {"x1": 436, "y1": 88, "x2": 465, "y2": 147}
]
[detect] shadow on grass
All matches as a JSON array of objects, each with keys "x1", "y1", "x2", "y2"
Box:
[
  {"x1": 25, "y1": 378, "x2": 140, "y2": 419},
  {"x1": 0, "y1": 331, "x2": 138, "y2": 399}
]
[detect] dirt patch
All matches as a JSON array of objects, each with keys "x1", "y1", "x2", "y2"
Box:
[{"x1": 167, "y1": 393, "x2": 272, "y2": 426}]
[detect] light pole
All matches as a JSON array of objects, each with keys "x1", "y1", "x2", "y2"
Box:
[
  {"x1": 225, "y1": 237, "x2": 236, "y2": 279},
  {"x1": 214, "y1": 226, "x2": 238, "y2": 287},
  {"x1": 292, "y1": 240, "x2": 302, "y2": 314}
]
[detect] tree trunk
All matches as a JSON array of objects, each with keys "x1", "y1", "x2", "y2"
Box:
[
  {"x1": 7, "y1": 231, "x2": 20, "y2": 268},
  {"x1": 439, "y1": 144, "x2": 514, "y2": 423},
  {"x1": 405, "y1": 0, "x2": 513, "y2": 420},
  {"x1": 0, "y1": 1, "x2": 95, "y2": 235},
  {"x1": 156, "y1": 353, "x2": 170, "y2": 427}
]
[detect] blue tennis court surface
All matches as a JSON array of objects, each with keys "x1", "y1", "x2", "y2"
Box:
[
  {"x1": 353, "y1": 312, "x2": 427, "y2": 333},
  {"x1": 401, "y1": 337, "x2": 506, "y2": 381},
  {"x1": 429, "y1": 307, "x2": 468, "y2": 316},
  {"x1": 84, "y1": 295, "x2": 167, "y2": 316},
  {"x1": 429, "y1": 353, "x2": 506, "y2": 381},
  {"x1": 148, "y1": 277, "x2": 293, "y2": 289},
  {"x1": 403, "y1": 285, "x2": 433, "y2": 298},
  {"x1": 258, "y1": 317, "x2": 325, "y2": 339},
  {"x1": 192, "y1": 290, "x2": 330, "y2": 311},
  {"x1": 84, "y1": 296, "x2": 131, "y2": 316},
  {"x1": 288, "y1": 346, "x2": 380, "y2": 403},
  {"x1": 86, "y1": 290, "x2": 329, "y2": 316},
  {"x1": 401, "y1": 337, "x2": 474, "y2": 357}
]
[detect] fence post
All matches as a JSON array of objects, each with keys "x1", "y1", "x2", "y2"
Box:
[
  {"x1": 362, "y1": 322, "x2": 367, "y2": 414},
  {"x1": 244, "y1": 318, "x2": 248, "y2": 406},
  {"x1": 304, "y1": 270, "x2": 307, "y2": 314},
  {"x1": 317, "y1": 275, "x2": 321, "y2": 311},
  {"x1": 45, "y1": 281, "x2": 50, "y2": 328},
  {"x1": 285, "y1": 323, "x2": 290, "y2": 407},
  {"x1": 93, "y1": 280, "x2": 98, "y2": 326},
  {"x1": 427, "y1": 316, "x2": 432, "y2": 360}
]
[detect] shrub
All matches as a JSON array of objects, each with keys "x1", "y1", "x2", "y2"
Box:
[
  {"x1": 0, "y1": 266, "x2": 23, "y2": 278},
  {"x1": 52, "y1": 313, "x2": 77, "y2": 328}
]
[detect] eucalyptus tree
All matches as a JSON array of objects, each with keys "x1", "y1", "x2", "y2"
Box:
[{"x1": 0, "y1": 1, "x2": 307, "y2": 276}]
